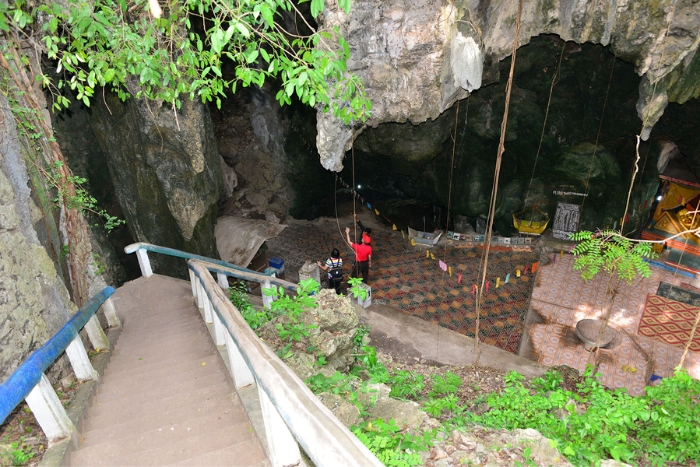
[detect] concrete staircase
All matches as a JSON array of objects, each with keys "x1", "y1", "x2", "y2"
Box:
[{"x1": 69, "y1": 275, "x2": 268, "y2": 467}]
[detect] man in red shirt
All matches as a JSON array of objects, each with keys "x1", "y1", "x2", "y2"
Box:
[{"x1": 345, "y1": 226, "x2": 372, "y2": 284}]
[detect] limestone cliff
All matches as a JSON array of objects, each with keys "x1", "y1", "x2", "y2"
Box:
[
  {"x1": 88, "y1": 93, "x2": 223, "y2": 271},
  {"x1": 0, "y1": 95, "x2": 76, "y2": 381},
  {"x1": 319, "y1": 0, "x2": 700, "y2": 169}
]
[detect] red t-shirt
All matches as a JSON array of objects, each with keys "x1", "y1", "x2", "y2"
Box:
[{"x1": 352, "y1": 243, "x2": 372, "y2": 262}]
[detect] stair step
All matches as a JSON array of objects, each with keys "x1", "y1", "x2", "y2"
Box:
[
  {"x1": 91, "y1": 362, "x2": 228, "y2": 402},
  {"x1": 165, "y1": 439, "x2": 268, "y2": 467},
  {"x1": 107, "y1": 337, "x2": 215, "y2": 366},
  {"x1": 118, "y1": 315, "x2": 201, "y2": 336},
  {"x1": 74, "y1": 423, "x2": 262, "y2": 466},
  {"x1": 73, "y1": 400, "x2": 250, "y2": 465},
  {"x1": 81, "y1": 392, "x2": 239, "y2": 440},
  {"x1": 104, "y1": 348, "x2": 224, "y2": 379},
  {"x1": 104, "y1": 340, "x2": 217, "y2": 375},
  {"x1": 120, "y1": 308, "x2": 200, "y2": 328},
  {"x1": 113, "y1": 326, "x2": 212, "y2": 354},
  {"x1": 86, "y1": 377, "x2": 232, "y2": 428}
]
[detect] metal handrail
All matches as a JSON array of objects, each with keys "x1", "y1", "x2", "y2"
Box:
[
  {"x1": 0, "y1": 287, "x2": 114, "y2": 424},
  {"x1": 124, "y1": 242, "x2": 274, "y2": 276},
  {"x1": 188, "y1": 260, "x2": 382, "y2": 467}
]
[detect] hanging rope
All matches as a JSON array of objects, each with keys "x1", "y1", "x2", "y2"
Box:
[
  {"x1": 521, "y1": 43, "x2": 566, "y2": 215},
  {"x1": 474, "y1": 0, "x2": 523, "y2": 363},
  {"x1": 580, "y1": 55, "x2": 616, "y2": 215},
  {"x1": 442, "y1": 101, "x2": 461, "y2": 270}
]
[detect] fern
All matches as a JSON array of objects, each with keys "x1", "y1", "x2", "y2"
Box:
[{"x1": 569, "y1": 230, "x2": 656, "y2": 284}]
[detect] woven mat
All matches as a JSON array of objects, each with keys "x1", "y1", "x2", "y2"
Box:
[{"x1": 639, "y1": 294, "x2": 700, "y2": 352}]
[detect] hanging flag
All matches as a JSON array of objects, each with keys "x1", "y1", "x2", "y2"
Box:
[
  {"x1": 524, "y1": 265, "x2": 529, "y2": 275},
  {"x1": 430, "y1": 252, "x2": 436, "y2": 260},
  {"x1": 375, "y1": 209, "x2": 380, "y2": 216},
  {"x1": 401, "y1": 231, "x2": 406, "y2": 240},
  {"x1": 458, "y1": 273, "x2": 462, "y2": 284},
  {"x1": 505, "y1": 273, "x2": 510, "y2": 284},
  {"x1": 426, "y1": 249, "x2": 430, "y2": 258},
  {"x1": 560, "y1": 250, "x2": 564, "y2": 258},
  {"x1": 367, "y1": 202, "x2": 372, "y2": 209},
  {"x1": 644, "y1": 200, "x2": 648, "y2": 209},
  {"x1": 552, "y1": 254, "x2": 556, "y2": 263},
  {"x1": 625, "y1": 213, "x2": 630, "y2": 222},
  {"x1": 448, "y1": 266, "x2": 453, "y2": 277},
  {"x1": 532, "y1": 261, "x2": 540, "y2": 273},
  {"x1": 613, "y1": 220, "x2": 617, "y2": 230},
  {"x1": 485, "y1": 281, "x2": 490, "y2": 292},
  {"x1": 632, "y1": 209, "x2": 636, "y2": 217},
  {"x1": 410, "y1": 238, "x2": 416, "y2": 246},
  {"x1": 471, "y1": 284, "x2": 476, "y2": 295},
  {"x1": 438, "y1": 260, "x2": 447, "y2": 271},
  {"x1": 496, "y1": 277, "x2": 501, "y2": 288},
  {"x1": 516, "y1": 269, "x2": 521, "y2": 278},
  {"x1": 392, "y1": 224, "x2": 397, "y2": 231}
]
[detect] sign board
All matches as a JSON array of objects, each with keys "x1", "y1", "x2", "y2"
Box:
[{"x1": 552, "y1": 202, "x2": 581, "y2": 240}]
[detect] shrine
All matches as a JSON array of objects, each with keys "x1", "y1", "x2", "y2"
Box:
[{"x1": 641, "y1": 159, "x2": 700, "y2": 273}]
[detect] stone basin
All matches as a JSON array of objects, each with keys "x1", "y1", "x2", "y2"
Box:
[{"x1": 575, "y1": 319, "x2": 617, "y2": 351}]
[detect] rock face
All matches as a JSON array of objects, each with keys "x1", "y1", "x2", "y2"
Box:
[
  {"x1": 89, "y1": 93, "x2": 223, "y2": 271},
  {"x1": 0, "y1": 94, "x2": 75, "y2": 381},
  {"x1": 319, "y1": 0, "x2": 700, "y2": 168}
]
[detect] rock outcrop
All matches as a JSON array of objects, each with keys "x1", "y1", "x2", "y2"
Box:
[
  {"x1": 89, "y1": 93, "x2": 223, "y2": 271},
  {"x1": 0, "y1": 95, "x2": 75, "y2": 380},
  {"x1": 319, "y1": 0, "x2": 700, "y2": 169}
]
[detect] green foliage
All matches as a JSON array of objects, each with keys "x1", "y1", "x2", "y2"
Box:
[
  {"x1": 262, "y1": 279, "x2": 318, "y2": 343},
  {"x1": 48, "y1": 161, "x2": 126, "y2": 233},
  {"x1": 387, "y1": 370, "x2": 424, "y2": 400},
  {"x1": 229, "y1": 282, "x2": 270, "y2": 329},
  {"x1": 306, "y1": 371, "x2": 354, "y2": 396},
  {"x1": 8, "y1": 437, "x2": 35, "y2": 466},
  {"x1": 464, "y1": 367, "x2": 700, "y2": 466},
  {"x1": 569, "y1": 230, "x2": 656, "y2": 283},
  {"x1": 347, "y1": 276, "x2": 368, "y2": 300},
  {"x1": 429, "y1": 371, "x2": 462, "y2": 397},
  {"x1": 351, "y1": 419, "x2": 431, "y2": 467},
  {"x1": 0, "y1": 0, "x2": 371, "y2": 124},
  {"x1": 423, "y1": 393, "x2": 459, "y2": 418}
]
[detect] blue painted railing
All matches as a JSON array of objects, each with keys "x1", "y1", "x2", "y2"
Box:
[
  {"x1": 0, "y1": 286, "x2": 115, "y2": 424},
  {"x1": 124, "y1": 242, "x2": 273, "y2": 276}
]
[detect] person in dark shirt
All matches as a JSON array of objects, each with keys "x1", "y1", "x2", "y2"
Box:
[
  {"x1": 345, "y1": 226, "x2": 372, "y2": 284},
  {"x1": 354, "y1": 213, "x2": 372, "y2": 243}
]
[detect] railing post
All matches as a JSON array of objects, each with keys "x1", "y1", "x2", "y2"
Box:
[
  {"x1": 212, "y1": 313, "x2": 226, "y2": 347},
  {"x1": 195, "y1": 279, "x2": 204, "y2": 310},
  {"x1": 84, "y1": 315, "x2": 110, "y2": 351},
  {"x1": 217, "y1": 272, "x2": 229, "y2": 290},
  {"x1": 189, "y1": 269, "x2": 198, "y2": 300},
  {"x1": 202, "y1": 290, "x2": 213, "y2": 324},
  {"x1": 25, "y1": 374, "x2": 75, "y2": 443},
  {"x1": 100, "y1": 298, "x2": 121, "y2": 329},
  {"x1": 225, "y1": 333, "x2": 254, "y2": 388},
  {"x1": 135, "y1": 249, "x2": 153, "y2": 278},
  {"x1": 257, "y1": 384, "x2": 301, "y2": 467},
  {"x1": 262, "y1": 279, "x2": 274, "y2": 309},
  {"x1": 65, "y1": 337, "x2": 99, "y2": 382}
]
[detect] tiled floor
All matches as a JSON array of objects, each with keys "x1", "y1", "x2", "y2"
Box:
[
  {"x1": 265, "y1": 217, "x2": 700, "y2": 395},
  {"x1": 523, "y1": 253, "x2": 700, "y2": 395}
]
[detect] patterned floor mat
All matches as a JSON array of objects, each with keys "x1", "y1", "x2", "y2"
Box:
[
  {"x1": 266, "y1": 219, "x2": 539, "y2": 353},
  {"x1": 639, "y1": 294, "x2": 700, "y2": 352}
]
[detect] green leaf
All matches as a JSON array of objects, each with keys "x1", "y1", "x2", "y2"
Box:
[{"x1": 235, "y1": 22, "x2": 250, "y2": 38}]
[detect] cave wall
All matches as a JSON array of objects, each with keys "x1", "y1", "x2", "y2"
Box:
[
  {"x1": 348, "y1": 37, "x2": 665, "y2": 233},
  {"x1": 0, "y1": 94, "x2": 75, "y2": 381},
  {"x1": 86, "y1": 93, "x2": 223, "y2": 273},
  {"x1": 319, "y1": 0, "x2": 700, "y2": 168}
]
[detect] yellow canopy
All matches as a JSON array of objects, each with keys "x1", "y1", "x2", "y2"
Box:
[{"x1": 654, "y1": 182, "x2": 700, "y2": 220}]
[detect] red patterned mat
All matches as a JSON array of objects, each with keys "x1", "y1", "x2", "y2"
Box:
[{"x1": 639, "y1": 294, "x2": 700, "y2": 352}]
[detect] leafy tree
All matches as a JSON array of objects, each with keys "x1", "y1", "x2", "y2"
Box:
[
  {"x1": 0, "y1": 0, "x2": 371, "y2": 123},
  {"x1": 569, "y1": 230, "x2": 656, "y2": 284}
]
